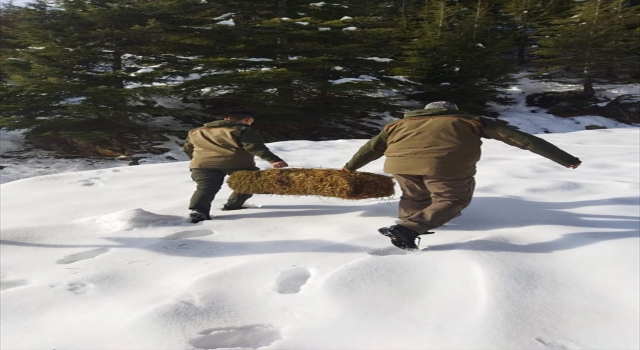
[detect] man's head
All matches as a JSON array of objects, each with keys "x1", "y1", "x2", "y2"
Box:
[
  {"x1": 424, "y1": 101, "x2": 459, "y2": 111},
  {"x1": 223, "y1": 111, "x2": 255, "y2": 125}
]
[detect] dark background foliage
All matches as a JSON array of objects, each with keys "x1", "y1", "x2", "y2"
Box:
[{"x1": 1, "y1": 0, "x2": 638, "y2": 156}]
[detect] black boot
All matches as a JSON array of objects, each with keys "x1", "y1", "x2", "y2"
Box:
[
  {"x1": 378, "y1": 225, "x2": 433, "y2": 250},
  {"x1": 189, "y1": 211, "x2": 211, "y2": 223}
]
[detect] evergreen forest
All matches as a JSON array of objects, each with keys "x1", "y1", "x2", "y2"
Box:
[{"x1": 1, "y1": 0, "x2": 639, "y2": 156}]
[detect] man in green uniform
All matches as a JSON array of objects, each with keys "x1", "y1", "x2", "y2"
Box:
[
  {"x1": 183, "y1": 111, "x2": 288, "y2": 223},
  {"x1": 343, "y1": 101, "x2": 582, "y2": 250}
]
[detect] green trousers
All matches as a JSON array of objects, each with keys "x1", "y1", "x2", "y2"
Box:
[
  {"x1": 394, "y1": 174, "x2": 476, "y2": 234},
  {"x1": 188, "y1": 168, "x2": 255, "y2": 215}
]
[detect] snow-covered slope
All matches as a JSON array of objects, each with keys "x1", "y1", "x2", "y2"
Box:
[{"x1": 1, "y1": 128, "x2": 638, "y2": 350}]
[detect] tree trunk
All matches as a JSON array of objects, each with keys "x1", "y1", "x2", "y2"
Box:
[
  {"x1": 517, "y1": 0, "x2": 530, "y2": 65},
  {"x1": 436, "y1": 1, "x2": 445, "y2": 38},
  {"x1": 582, "y1": 0, "x2": 601, "y2": 97},
  {"x1": 473, "y1": 0, "x2": 482, "y2": 39},
  {"x1": 583, "y1": 79, "x2": 595, "y2": 96},
  {"x1": 111, "y1": 51, "x2": 124, "y2": 90},
  {"x1": 110, "y1": 50, "x2": 129, "y2": 125},
  {"x1": 275, "y1": 0, "x2": 294, "y2": 102}
]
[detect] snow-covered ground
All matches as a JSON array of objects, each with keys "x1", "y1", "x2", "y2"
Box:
[
  {"x1": 1, "y1": 78, "x2": 639, "y2": 349},
  {"x1": 1, "y1": 127, "x2": 639, "y2": 349},
  {"x1": 0, "y1": 120, "x2": 192, "y2": 184}
]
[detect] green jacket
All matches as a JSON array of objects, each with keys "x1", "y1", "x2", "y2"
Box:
[
  {"x1": 183, "y1": 120, "x2": 282, "y2": 170},
  {"x1": 344, "y1": 108, "x2": 581, "y2": 177}
]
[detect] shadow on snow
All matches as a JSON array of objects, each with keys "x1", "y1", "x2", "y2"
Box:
[{"x1": 0, "y1": 196, "x2": 637, "y2": 257}]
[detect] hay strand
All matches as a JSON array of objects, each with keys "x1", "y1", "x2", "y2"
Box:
[{"x1": 227, "y1": 168, "x2": 395, "y2": 200}]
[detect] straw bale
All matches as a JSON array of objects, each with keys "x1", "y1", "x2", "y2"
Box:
[{"x1": 227, "y1": 168, "x2": 395, "y2": 200}]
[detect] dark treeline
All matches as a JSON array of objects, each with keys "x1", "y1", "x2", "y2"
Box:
[{"x1": 1, "y1": 0, "x2": 639, "y2": 146}]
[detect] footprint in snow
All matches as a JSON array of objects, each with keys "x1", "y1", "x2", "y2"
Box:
[
  {"x1": 70, "y1": 177, "x2": 104, "y2": 187},
  {"x1": 274, "y1": 267, "x2": 311, "y2": 294},
  {"x1": 56, "y1": 248, "x2": 110, "y2": 264},
  {"x1": 162, "y1": 229, "x2": 214, "y2": 240},
  {"x1": 65, "y1": 282, "x2": 95, "y2": 295},
  {"x1": 367, "y1": 246, "x2": 415, "y2": 256},
  {"x1": 0, "y1": 278, "x2": 31, "y2": 291},
  {"x1": 189, "y1": 325, "x2": 281, "y2": 349},
  {"x1": 534, "y1": 337, "x2": 583, "y2": 349}
]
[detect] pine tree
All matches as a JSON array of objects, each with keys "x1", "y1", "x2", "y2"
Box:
[
  {"x1": 0, "y1": 0, "x2": 181, "y2": 132},
  {"x1": 502, "y1": 0, "x2": 575, "y2": 65},
  {"x1": 534, "y1": 0, "x2": 640, "y2": 95},
  {"x1": 172, "y1": 0, "x2": 407, "y2": 124},
  {"x1": 394, "y1": 0, "x2": 516, "y2": 112},
  {"x1": 0, "y1": 4, "x2": 23, "y2": 84}
]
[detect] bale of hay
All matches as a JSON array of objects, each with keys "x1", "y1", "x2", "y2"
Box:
[{"x1": 227, "y1": 168, "x2": 395, "y2": 200}]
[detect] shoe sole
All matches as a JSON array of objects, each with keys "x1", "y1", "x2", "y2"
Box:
[{"x1": 221, "y1": 207, "x2": 247, "y2": 211}]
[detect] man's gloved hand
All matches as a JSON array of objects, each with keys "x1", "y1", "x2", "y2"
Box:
[
  {"x1": 566, "y1": 162, "x2": 581, "y2": 169},
  {"x1": 271, "y1": 161, "x2": 289, "y2": 168}
]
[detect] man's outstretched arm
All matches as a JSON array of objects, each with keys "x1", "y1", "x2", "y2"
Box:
[{"x1": 481, "y1": 118, "x2": 581, "y2": 168}]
